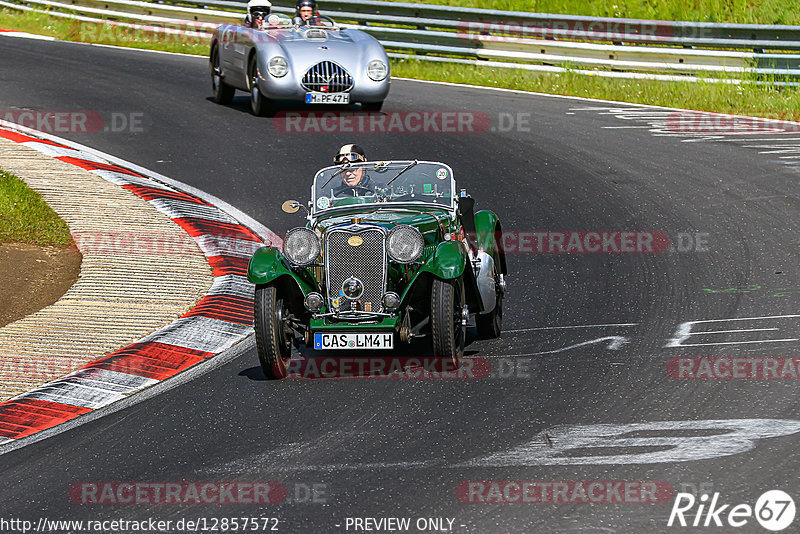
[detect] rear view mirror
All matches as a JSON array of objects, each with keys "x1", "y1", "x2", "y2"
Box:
[{"x1": 282, "y1": 200, "x2": 301, "y2": 214}]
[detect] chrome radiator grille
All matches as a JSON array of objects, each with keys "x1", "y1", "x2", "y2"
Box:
[
  {"x1": 302, "y1": 61, "x2": 354, "y2": 93},
  {"x1": 325, "y1": 228, "x2": 386, "y2": 313}
]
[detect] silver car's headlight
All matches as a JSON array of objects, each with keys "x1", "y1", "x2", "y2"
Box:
[
  {"x1": 283, "y1": 228, "x2": 320, "y2": 266},
  {"x1": 367, "y1": 60, "x2": 388, "y2": 81},
  {"x1": 268, "y1": 56, "x2": 288, "y2": 78},
  {"x1": 387, "y1": 225, "x2": 424, "y2": 263}
]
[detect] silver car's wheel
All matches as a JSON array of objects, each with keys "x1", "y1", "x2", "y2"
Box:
[
  {"x1": 248, "y1": 55, "x2": 273, "y2": 117},
  {"x1": 210, "y1": 47, "x2": 235, "y2": 105}
]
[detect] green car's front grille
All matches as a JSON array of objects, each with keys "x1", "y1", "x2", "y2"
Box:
[{"x1": 325, "y1": 227, "x2": 387, "y2": 313}]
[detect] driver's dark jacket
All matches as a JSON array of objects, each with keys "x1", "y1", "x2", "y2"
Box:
[
  {"x1": 293, "y1": 15, "x2": 325, "y2": 25},
  {"x1": 332, "y1": 174, "x2": 373, "y2": 197}
]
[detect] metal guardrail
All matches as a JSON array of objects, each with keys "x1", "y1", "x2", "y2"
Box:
[{"x1": 3, "y1": 0, "x2": 800, "y2": 79}]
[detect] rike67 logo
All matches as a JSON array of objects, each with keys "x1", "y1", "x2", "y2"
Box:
[{"x1": 668, "y1": 490, "x2": 795, "y2": 531}]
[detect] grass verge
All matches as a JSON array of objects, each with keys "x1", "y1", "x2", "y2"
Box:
[
  {"x1": 0, "y1": 7, "x2": 798, "y2": 120},
  {"x1": 391, "y1": 58, "x2": 800, "y2": 116},
  {"x1": 384, "y1": 0, "x2": 800, "y2": 25},
  {"x1": 0, "y1": 169, "x2": 74, "y2": 247},
  {"x1": 0, "y1": 9, "x2": 210, "y2": 55}
]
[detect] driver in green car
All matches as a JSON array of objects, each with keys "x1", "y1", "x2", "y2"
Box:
[{"x1": 332, "y1": 144, "x2": 374, "y2": 197}]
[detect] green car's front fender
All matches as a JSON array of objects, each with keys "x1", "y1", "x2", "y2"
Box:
[
  {"x1": 474, "y1": 209, "x2": 507, "y2": 275},
  {"x1": 397, "y1": 241, "x2": 467, "y2": 304},
  {"x1": 247, "y1": 246, "x2": 318, "y2": 295},
  {"x1": 474, "y1": 210, "x2": 500, "y2": 253},
  {"x1": 418, "y1": 240, "x2": 467, "y2": 280},
  {"x1": 402, "y1": 240, "x2": 482, "y2": 311}
]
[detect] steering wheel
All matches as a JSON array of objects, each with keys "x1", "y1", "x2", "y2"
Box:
[
  {"x1": 348, "y1": 186, "x2": 375, "y2": 196},
  {"x1": 307, "y1": 15, "x2": 335, "y2": 27}
]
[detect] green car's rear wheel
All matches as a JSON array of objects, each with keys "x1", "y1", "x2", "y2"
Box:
[
  {"x1": 476, "y1": 274, "x2": 503, "y2": 339},
  {"x1": 431, "y1": 276, "x2": 465, "y2": 367},
  {"x1": 254, "y1": 285, "x2": 292, "y2": 379}
]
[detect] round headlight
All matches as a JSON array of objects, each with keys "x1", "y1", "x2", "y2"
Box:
[
  {"x1": 367, "y1": 60, "x2": 388, "y2": 81},
  {"x1": 342, "y1": 277, "x2": 365, "y2": 300},
  {"x1": 304, "y1": 292, "x2": 324, "y2": 312},
  {"x1": 387, "y1": 225, "x2": 424, "y2": 263},
  {"x1": 268, "y1": 56, "x2": 288, "y2": 77},
  {"x1": 381, "y1": 292, "x2": 401, "y2": 311},
  {"x1": 283, "y1": 227, "x2": 320, "y2": 266}
]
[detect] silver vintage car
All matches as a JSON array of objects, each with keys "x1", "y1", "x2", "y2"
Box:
[{"x1": 209, "y1": 8, "x2": 391, "y2": 115}]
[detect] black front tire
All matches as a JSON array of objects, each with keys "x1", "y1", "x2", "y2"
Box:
[
  {"x1": 210, "y1": 47, "x2": 235, "y2": 105},
  {"x1": 431, "y1": 277, "x2": 465, "y2": 366},
  {"x1": 248, "y1": 55, "x2": 274, "y2": 117},
  {"x1": 254, "y1": 285, "x2": 292, "y2": 379}
]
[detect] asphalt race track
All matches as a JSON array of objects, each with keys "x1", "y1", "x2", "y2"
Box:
[{"x1": 2, "y1": 37, "x2": 800, "y2": 533}]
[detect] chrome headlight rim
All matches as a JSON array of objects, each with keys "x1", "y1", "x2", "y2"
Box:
[
  {"x1": 268, "y1": 56, "x2": 289, "y2": 78},
  {"x1": 367, "y1": 59, "x2": 388, "y2": 81},
  {"x1": 387, "y1": 225, "x2": 424, "y2": 264},
  {"x1": 304, "y1": 292, "x2": 324, "y2": 312},
  {"x1": 381, "y1": 291, "x2": 401, "y2": 312},
  {"x1": 283, "y1": 227, "x2": 320, "y2": 266}
]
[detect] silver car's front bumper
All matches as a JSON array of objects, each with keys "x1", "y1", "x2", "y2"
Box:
[{"x1": 256, "y1": 74, "x2": 390, "y2": 103}]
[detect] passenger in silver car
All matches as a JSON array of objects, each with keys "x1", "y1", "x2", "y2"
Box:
[{"x1": 294, "y1": 0, "x2": 317, "y2": 24}]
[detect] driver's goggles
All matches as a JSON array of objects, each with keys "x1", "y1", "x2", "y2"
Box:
[{"x1": 334, "y1": 153, "x2": 366, "y2": 164}]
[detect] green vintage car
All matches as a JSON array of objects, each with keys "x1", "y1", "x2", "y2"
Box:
[{"x1": 247, "y1": 160, "x2": 507, "y2": 379}]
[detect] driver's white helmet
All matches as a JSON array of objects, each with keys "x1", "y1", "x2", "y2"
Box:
[
  {"x1": 247, "y1": 0, "x2": 272, "y2": 28},
  {"x1": 334, "y1": 144, "x2": 367, "y2": 164}
]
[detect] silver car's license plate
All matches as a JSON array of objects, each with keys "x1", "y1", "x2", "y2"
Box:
[
  {"x1": 314, "y1": 333, "x2": 394, "y2": 350},
  {"x1": 306, "y1": 92, "x2": 350, "y2": 104}
]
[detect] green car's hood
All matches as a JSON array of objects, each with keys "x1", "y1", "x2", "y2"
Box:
[{"x1": 313, "y1": 206, "x2": 455, "y2": 236}]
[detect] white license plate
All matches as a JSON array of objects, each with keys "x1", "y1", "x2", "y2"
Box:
[
  {"x1": 314, "y1": 332, "x2": 394, "y2": 350},
  {"x1": 306, "y1": 92, "x2": 350, "y2": 104}
]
